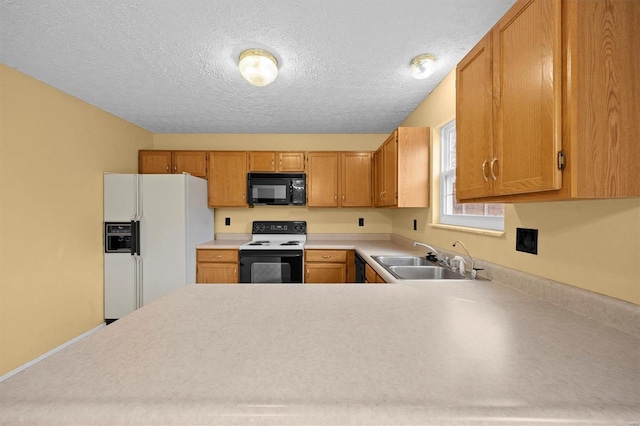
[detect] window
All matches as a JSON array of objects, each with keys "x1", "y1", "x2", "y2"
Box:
[{"x1": 440, "y1": 120, "x2": 504, "y2": 231}]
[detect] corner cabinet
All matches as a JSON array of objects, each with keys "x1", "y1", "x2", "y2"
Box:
[
  {"x1": 196, "y1": 249, "x2": 239, "y2": 283},
  {"x1": 374, "y1": 127, "x2": 430, "y2": 207},
  {"x1": 207, "y1": 151, "x2": 247, "y2": 207},
  {"x1": 456, "y1": 0, "x2": 640, "y2": 202},
  {"x1": 139, "y1": 150, "x2": 208, "y2": 178}
]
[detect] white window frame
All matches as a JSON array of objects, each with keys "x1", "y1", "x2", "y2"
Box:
[{"x1": 439, "y1": 120, "x2": 504, "y2": 231}]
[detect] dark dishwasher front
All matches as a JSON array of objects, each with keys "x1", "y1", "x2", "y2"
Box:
[
  {"x1": 354, "y1": 252, "x2": 366, "y2": 283},
  {"x1": 239, "y1": 250, "x2": 304, "y2": 283}
]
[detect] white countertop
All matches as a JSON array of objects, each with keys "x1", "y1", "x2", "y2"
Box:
[{"x1": 0, "y1": 282, "x2": 638, "y2": 425}]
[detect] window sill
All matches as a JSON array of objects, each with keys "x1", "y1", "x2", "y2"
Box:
[{"x1": 429, "y1": 223, "x2": 505, "y2": 237}]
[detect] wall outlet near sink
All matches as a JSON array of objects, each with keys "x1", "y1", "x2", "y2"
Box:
[{"x1": 516, "y1": 228, "x2": 538, "y2": 255}]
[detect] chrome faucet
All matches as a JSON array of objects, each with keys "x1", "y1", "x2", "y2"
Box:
[
  {"x1": 452, "y1": 240, "x2": 479, "y2": 278},
  {"x1": 413, "y1": 242, "x2": 450, "y2": 267}
]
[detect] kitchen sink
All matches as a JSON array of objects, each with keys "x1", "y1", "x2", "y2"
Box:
[
  {"x1": 387, "y1": 265, "x2": 465, "y2": 280},
  {"x1": 371, "y1": 255, "x2": 468, "y2": 280},
  {"x1": 371, "y1": 255, "x2": 435, "y2": 267}
]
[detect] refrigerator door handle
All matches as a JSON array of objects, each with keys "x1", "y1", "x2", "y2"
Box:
[{"x1": 137, "y1": 256, "x2": 144, "y2": 308}]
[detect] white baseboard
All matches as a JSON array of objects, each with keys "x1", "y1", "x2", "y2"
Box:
[{"x1": 0, "y1": 322, "x2": 106, "y2": 383}]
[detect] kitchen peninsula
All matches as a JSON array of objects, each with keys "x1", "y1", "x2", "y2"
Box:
[{"x1": 1, "y1": 239, "x2": 638, "y2": 425}]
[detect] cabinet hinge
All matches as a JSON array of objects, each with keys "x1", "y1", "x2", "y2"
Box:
[{"x1": 557, "y1": 150, "x2": 566, "y2": 171}]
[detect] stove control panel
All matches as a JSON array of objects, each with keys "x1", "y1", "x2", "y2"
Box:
[{"x1": 252, "y1": 221, "x2": 307, "y2": 235}]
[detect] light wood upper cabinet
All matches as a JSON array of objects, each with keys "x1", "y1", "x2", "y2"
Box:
[
  {"x1": 341, "y1": 152, "x2": 372, "y2": 207},
  {"x1": 172, "y1": 151, "x2": 208, "y2": 178},
  {"x1": 139, "y1": 151, "x2": 172, "y2": 174},
  {"x1": 456, "y1": 34, "x2": 494, "y2": 200},
  {"x1": 374, "y1": 127, "x2": 429, "y2": 208},
  {"x1": 278, "y1": 152, "x2": 305, "y2": 172},
  {"x1": 307, "y1": 152, "x2": 372, "y2": 207},
  {"x1": 457, "y1": 0, "x2": 640, "y2": 202},
  {"x1": 248, "y1": 152, "x2": 305, "y2": 172},
  {"x1": 307, "y1": 152, "x2": 340, "y2": 207},
  {"x1": 208, "y1": 151, "x2": 247, "y2": 207},
  {"x1": 139, "y1": 150, "x2": 207, "y2": 178}
]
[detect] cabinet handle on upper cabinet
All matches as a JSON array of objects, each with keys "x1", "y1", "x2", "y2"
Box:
[
  {"x1": 490, "y1": 158, "x2": 498, "y2": 181},
  {"x1": 174, "y1": 165, "x2": 177, "y2": 172},
  {"x1": 481, "y1": 159, "x2": 489, "y2": 182},
  {"x1": 342, "y1": 194, "x2": 345, "y2": 202},
  {"x1": 279, "y1": 159, "x2": 282, "y2": 168},
  {"x1": 166, "y1": 165, "x2": 170, "y2": 172},
  {"x1": 334, "y1": 194, "x2": 337, "y2": 201},
  {"x1": 234, "y1": 269, "x2": 237, "y2": 276}
]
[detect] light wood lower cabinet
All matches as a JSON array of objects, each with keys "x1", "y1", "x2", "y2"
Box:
[
  {"x1": 196, "y1": 249, "x2": 238, "y2": 284},
  {"x1": 365, "y1": 263, "x2": 386, "y2": 284},
  {"x1": 305, "y1": 249, "x2": 355, "y2": 283}
]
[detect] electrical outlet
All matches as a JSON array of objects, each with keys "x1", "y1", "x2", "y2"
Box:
[
  {"x1": 358, "y1": 218, "x2": 364, "y2": 226},
  {"x1": 413, "y1": 219, "x2": 417, "y2": 231},
  {"x1": 225, "y1": 217, "x2": 231, "y2": 226},
  {"x1": 516, "y1": 228, "x2": 538, "y2": 254}
]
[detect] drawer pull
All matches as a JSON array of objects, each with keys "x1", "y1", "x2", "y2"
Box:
[{"x1": 322, "y1": 255, "x2": 331, "y2": 259}]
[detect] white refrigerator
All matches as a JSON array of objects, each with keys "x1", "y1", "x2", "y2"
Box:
[{"x1": 103, "y1": 173, "x2": 213, "y2": 321}]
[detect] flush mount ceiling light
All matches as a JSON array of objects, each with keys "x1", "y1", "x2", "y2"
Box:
[
  {"x1": 238, "y1": 49, "x2": 278, "y2": 87},
  {"x1": 409, "y1": 53, "x2": 437, "y2": 79}
]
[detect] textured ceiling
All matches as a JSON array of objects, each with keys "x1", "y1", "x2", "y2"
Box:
[{"x1": 0, "y1": 0, "x2": 517, "y2": 134}]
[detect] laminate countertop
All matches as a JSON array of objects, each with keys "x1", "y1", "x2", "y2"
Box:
[{"x1": 1, "y1": 281, "x2": 638, "y2": 425}]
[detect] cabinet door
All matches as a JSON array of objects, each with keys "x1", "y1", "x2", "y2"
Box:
[
  {"x1": 456, "y1": 34, "x2": 494, "y2": 200},
  {"x1": 492, "y1": 0, "x2": 562, "y2": 195},
  {"x1": 172, "y1": 151, "x2": 207, "y2": 178},
  {"x1": 197, "y1": 263, "x2": 238, "y2": 283},
  {"x1": 248, "y1": 152, "x2": 276, "y2": 172},
  {"x1": 373, "y1": 149, "x2": 384, "y2": 207},
  {"x1": 382, "y1": 135, "x2": 397, "y2": 206},
  {"x1": 341, "y1": 152, "x2": 372, "y2": 207},
  {"x1": 278, "y1": 152, "x2": 305, "y2": 172},
  {"x1": 307, "y1": 152, "x2": 339, "y2": 207},
  {"x1": 139, "y1": 151, "x2": 172, "y2": 174},
  {"x1": 208, "y1": 152, "x2": 247, "y2": 207},
  {"x1": 305, "y1": 263, "x2": 347, "y2": 283}
]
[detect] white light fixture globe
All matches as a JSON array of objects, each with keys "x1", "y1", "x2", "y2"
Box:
[
  {"x1": 238, "y1": 49, "x2": 278, "y2": 87},
  {"x1": 409, "y1": 54, "x2": 437, "y2": 79}
]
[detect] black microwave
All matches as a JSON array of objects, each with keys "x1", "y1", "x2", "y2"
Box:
[{"x1": 247, "y1": 173, "x2": 306, "y2": 206}]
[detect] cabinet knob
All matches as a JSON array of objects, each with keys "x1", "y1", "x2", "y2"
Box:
[{"x1": 481, "y1": 159, "x2": 489, "y2": 182}]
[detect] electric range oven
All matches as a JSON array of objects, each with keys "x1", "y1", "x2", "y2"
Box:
[{"x1": 239, "y1": 221, "x2": 306, "y2": 283}]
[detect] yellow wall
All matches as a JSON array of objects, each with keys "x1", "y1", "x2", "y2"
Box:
[
  {"x1": 154, "y1": 133, "x2": 392, "y2": 235},
  {"x1": 396, "y1": 69, "x2": 640, "y2": 305},
  {"x1": 0, "y1": 65, "x2": 153, "y2": 375}
]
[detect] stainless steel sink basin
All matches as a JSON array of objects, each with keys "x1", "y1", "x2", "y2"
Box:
[
  {"x1": 371, "y1": 255, "x2": 435, "y2": 267},
  {"x1": 387, "y1": 265, "x2": 465, "y2": 280},
  {"x1": 371, "y1": 255, "x2": 468, "y2": 280}
]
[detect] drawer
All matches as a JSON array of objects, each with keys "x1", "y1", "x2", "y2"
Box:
[
  {"x1": 305, "y1": 249, "x2": 348, "y2": 263},
  {"x1": 196, "y1": 249, "x2": 238, "y2": 263}
]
